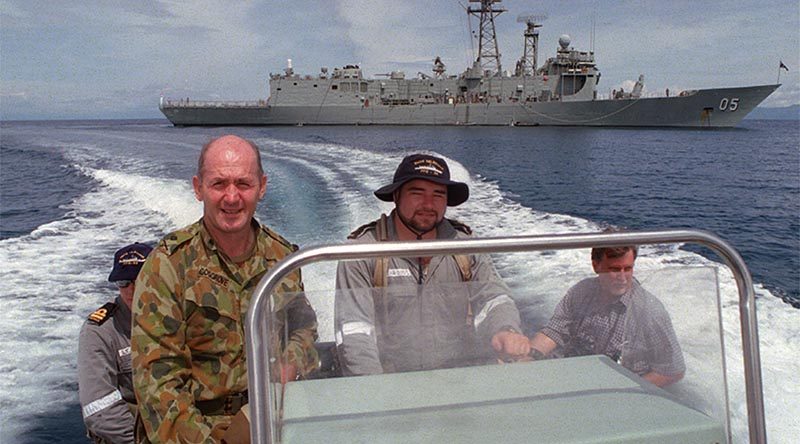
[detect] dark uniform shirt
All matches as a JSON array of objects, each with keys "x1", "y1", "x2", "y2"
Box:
[{"x1": 78, "y1": 296, "x2": 136, "y2": 444}]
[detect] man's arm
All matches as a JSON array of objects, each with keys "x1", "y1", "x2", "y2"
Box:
[
  {"x1": 528, "y1": 332, "x2": 558, "y2": 359},
  {"x1": 468, "y1": 253, "x2": 530, "y2": 358},
  {"x1": 132, "y1": 251, "x2": 215, "y2": 443},
  {"x1": 334, "y1": 257, "x2": 384, "y2": 375},
  {"x1": 641, "y1": 297, "x2": 686, "y2": 387},
  {"x1": 534, "y1": 284, "x2": 582, "y2": 358},
  {"x1": 278, "y1": 269, "x2": 320, "y2": 379},
  {"x1": 642, "y1": 370, "x2": 684, "y2": 387},
  {"x1": 78, "y1": 326, "x2": 134, "y2": 444}
]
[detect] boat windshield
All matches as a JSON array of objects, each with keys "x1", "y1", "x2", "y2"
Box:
[{"x1": 263, "y1": 258, "x2": 733, "y2": 443}]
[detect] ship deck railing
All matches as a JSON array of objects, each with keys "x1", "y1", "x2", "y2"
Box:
[
  {"x1": 245, "y1": 229, "x2": 766, "y2": 443},
  {"x1": 159, "y1": 98, "x2": 268, "y2": 108}
]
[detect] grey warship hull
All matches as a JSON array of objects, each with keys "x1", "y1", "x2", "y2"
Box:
[{"x1": 161, "y1": 84, "x2": 779, "y2": 128}]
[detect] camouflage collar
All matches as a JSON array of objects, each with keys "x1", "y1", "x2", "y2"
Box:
[{"x1": 198, "y1": 218, "x2": 261, "y2": 254}]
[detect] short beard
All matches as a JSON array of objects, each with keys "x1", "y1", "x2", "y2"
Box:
[{"x1": 397, "y1": 209, "x2": 441, "y2": 236}]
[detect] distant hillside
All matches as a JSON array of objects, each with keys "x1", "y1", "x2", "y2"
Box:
[{"x1": 746, "y1": 105, "x2": 800, "y2": 120}]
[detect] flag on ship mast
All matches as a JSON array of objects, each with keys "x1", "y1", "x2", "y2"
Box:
[{"x1": 777, "y1": 60, "x2": 789, "y2": 83}]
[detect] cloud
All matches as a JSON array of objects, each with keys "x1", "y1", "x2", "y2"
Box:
[
  {"x1": 334, "y1": 0, "x2": 470, "y2": 76},
  {"x1": 0, "y1": 91, "x2": 27, "y2": 98},
  {"x1": 767, "y1": 81, "x2": 800, "y2": 107}
]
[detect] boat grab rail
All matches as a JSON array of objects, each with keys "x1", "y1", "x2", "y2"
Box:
[{"x1": 245, "y1": 229, "x2": 765, "y2": 443}]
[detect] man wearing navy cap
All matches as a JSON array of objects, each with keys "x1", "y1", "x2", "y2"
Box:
[
  {"x1": 334, "y1": 154, "x2": 530, "y2": 375},
  {"x1": 78, "y1": 242, "x2": 152, "y2": 444}
]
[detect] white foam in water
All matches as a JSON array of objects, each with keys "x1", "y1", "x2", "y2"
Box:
[
  {"x1": 251, "y1": 137, "x2": 401, "y2": 338},
  {"x1": 0, "y1": 165, "x2": 198, "y2": 440},
  {"x1": 1, "y1": 137, "x2": 796, "y2": 442}
]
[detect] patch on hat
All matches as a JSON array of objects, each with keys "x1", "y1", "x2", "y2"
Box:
[
  {"x1": 412, "y1": 158, "x2": 445, "y2": 177},
  {"x1": 118, "y1": 250, "x2": 147, "y2": 266},
  {"x1": 108, "y1": 242, "x2": 153, "y2": 282}
]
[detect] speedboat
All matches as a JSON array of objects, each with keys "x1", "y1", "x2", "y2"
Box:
[{"x1": 246, "y1": 229, "x2": 765, "y2": 443}]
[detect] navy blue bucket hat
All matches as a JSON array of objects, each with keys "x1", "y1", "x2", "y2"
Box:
[
  {"x1": 108, "y1": 243, "x2": 153, "y2": 282},
  {"x1": 374, "y1": 154, "x2": 469, "y2": 206}
]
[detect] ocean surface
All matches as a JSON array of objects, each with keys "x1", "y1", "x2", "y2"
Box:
[{"x1": 0, "y1": 119, "x2": 798, "y2": 443}]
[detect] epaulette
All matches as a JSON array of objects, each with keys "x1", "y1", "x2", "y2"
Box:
[
  {"x1": 161, "y1": 225, "x2": 198, "y2": 255},
  {"x1": 447, "y1": 218, "x2": 472, "y2": 235},
  {"x1": 348, "y1": 220, "x2": 379, "y2": 240},
  {"x1": 87, "y1": 302, "x2": 118, "y2": 326},
  {"x1": 261, "y1": 225, "x2": 297, "y2": 252}
]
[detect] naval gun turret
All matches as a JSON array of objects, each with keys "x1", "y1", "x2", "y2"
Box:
[
  {"x1": 631, "y1": 74, "x2": 645, "y2": 98},
  {"x1": 614, "y1": 75, "x2": 645, "y2": 99}
]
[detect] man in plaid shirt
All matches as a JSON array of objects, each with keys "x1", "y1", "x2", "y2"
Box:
[{"x1": 529, "y1": 244, "x2": 685, "y2": 387}]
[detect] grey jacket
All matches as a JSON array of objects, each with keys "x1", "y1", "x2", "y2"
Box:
[
  {"x1": 78, "y1": 296, "x2": 135, "y2": 444},
  {"x1": 334, "y1": 214, "x2": 522, "y2": 375}
]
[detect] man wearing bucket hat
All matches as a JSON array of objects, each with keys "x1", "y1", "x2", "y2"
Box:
[
  {"x1": 78, "y1": 242, "x2": 152, "y2": 444},
  {"x1": 334, "y1": 153, "x2": 530, "y2": 376}
]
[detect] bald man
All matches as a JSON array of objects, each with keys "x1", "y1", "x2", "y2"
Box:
[{"x1": 132, "y1": 135, "x2": 318, "y2": 443}]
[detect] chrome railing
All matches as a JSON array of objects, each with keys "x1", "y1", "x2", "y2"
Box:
[{"x1": 245, "y1": 229, "x2": 765, "y2": 443}]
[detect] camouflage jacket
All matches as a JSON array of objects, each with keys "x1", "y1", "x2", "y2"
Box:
[{"x1": 132, "y1": 219, "x2": 318, "y2": 443}]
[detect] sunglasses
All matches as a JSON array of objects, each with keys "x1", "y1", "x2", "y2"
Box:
[{"x1": 115, "y1": 280, "x2": 134, "y2": 288}]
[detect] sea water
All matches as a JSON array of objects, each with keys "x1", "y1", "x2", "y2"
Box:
[{"x1": 0, "y1": 119, "x2": 797, "y2": 442}]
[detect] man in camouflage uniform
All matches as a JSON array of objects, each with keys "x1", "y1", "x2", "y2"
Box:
[
  {"x1": 79, "y1": 242, "x2": 152, "y2": 444},
  {"x1": 132, "y1": 135, "x2": 318, "y2": 443}
]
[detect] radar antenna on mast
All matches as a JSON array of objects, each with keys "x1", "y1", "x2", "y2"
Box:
[
  {"x1": 467, "y1": 0, "x2": 506, "y2": 76},
  {"x1": 432, "y1": 56, "x2": 446, "y2": 79},
  {"x1": 516, "y1": 13, "x2": 547, "y2": 76}
]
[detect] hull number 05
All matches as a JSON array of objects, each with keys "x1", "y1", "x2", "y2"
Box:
[{"x1": 719, "y1": 97, "x2": 740, "y2": 111}]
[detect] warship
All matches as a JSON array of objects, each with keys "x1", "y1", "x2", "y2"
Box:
[{"x1": 160, "y1": 0, "x2": 779, "y2": 128}]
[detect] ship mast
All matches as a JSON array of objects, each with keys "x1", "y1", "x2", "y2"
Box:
[
  {"x1": 516, "y1": 14, "x2": 547, "y2": 76},
  {"x1": 468, "y1": 0, "x2": 506, "y2": 76}
]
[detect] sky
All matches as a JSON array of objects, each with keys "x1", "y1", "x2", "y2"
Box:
[{"x1": 1, "y1": 0, "x2": 798, "y2": 120}]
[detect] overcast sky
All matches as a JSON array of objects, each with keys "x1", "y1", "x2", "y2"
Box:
[{"x1": 1, "y1": 0, "x2": 798, "y2": 120}]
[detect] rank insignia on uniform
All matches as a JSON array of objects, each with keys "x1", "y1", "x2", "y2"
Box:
[{"x1": 87, "y1": 302, "x2": 117, "y2": 325}]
